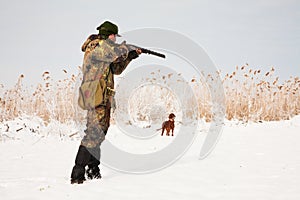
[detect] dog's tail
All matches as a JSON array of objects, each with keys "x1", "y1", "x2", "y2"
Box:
[{"x1": 156, "y1": 128, "x2": 162, "y2": 132}]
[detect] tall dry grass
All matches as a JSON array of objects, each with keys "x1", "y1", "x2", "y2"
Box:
[
  {"x1": 0, "y1": 65, "x2": 299, "y2": 123},
  {"x1": 0, "y1": 68, "x2": 85, "y2": 124},
  {"x1": 192, "y1": 65, "x2": 299, "y2": 122},
  {"x1": 223, "y1": 65, "x2": 299, "y2": 122}
]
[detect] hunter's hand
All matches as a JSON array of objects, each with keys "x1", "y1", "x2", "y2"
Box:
[
  {"x1": 136, "y1": 48, "x2": 142, "y2": 54},
  {"x1": 128, "y1": 49, "x2": 140, "y2": 60}
]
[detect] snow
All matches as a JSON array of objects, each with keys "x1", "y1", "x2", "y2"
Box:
[{"x1": 1, "y1": 116, "x2": 300, "y2": 200}]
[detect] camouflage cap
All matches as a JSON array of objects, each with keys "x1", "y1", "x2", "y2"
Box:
[{"x1": 96, "y1": 21, "x2": 121, "y2": 37}]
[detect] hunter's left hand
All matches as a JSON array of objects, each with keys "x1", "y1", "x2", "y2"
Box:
[{"x1": 136, "y1": 48, "x2": 142, "y2": 54}]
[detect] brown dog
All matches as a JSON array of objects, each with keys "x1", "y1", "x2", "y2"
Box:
[{"x1": 160, "y1": 113, "x2": 176, "y2": 136}]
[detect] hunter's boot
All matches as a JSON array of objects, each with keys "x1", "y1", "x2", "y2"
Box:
[
  {"x1": 86, "y1": 146, "x2": 101, "y2": 179},
  {"x1": 70, "y1": 145, "x2": 91, "y2": 184}
]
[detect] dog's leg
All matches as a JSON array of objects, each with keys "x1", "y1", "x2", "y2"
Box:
[{"x1": 161, "y1": 128, "x2": 164, "y2": 136}]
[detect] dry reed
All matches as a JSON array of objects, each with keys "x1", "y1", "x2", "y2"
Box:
[{"x1": 0, "y1": 66, "x2": 299, "y2": 123}]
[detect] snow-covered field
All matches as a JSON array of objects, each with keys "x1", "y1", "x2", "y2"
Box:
[{"x1": 1, "y1": 116, "x2": 300, "y2": 200}]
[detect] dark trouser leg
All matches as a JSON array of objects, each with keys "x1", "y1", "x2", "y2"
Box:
[
  {"x1": 87, "y1": 146, "x2": 100, "y2": 167},
  {"x1": 86, "y1": 146, "x2": 101, "y2": 179},
  {"x1": 70, "y1": 145, "x2": 91, "y2": 184}
]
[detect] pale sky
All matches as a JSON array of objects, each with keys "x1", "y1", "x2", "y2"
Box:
[{"x1": 0, "y1": 0, "x2": 299, "y2": 87}]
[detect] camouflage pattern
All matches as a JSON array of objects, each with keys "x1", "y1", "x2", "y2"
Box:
[
  {"x1": 81, "y1": 102, "x2": 111, "y2": 148},
  {"x1": 81, "y1": 34, "x2": 102, "y2": 57},
  {"x1": 80, "y1": 36, "x2": 134, "y2": 148}
]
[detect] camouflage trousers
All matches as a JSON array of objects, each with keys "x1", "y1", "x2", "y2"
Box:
[{"x1": 81, "y1": 102, "x2": 111, "y2": 148}]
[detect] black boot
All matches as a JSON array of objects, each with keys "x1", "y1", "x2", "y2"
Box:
[
  {"x1": 71, "y1": 165, "x2": 86, "y2": 184},
  {"x1": 86, "y1": 166, "x2": 101, "y2": 179},
  {"x1": 86, "y1": 146, "x2": 101, "y2": 180},
  {"x1": 70, "y1": 145, "x2": 91, "y2": 184}
]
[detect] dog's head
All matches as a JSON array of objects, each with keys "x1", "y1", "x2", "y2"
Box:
[{"x1": 168, "y1": 113, "x2": 176, "y2": 121}]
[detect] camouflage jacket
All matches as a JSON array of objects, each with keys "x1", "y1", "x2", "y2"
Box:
[{"x1": 81, "y1": 34, "x2": 133, "y2": 90}]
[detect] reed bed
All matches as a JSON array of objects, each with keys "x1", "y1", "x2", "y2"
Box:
[
  {"x1": 0, "y1": 68, "x2": 85, "y2": 124},
  {"x1": 0, "y1": 65, "x2": 299, "y2": 124},
  {"x1": 222, "y1": 65, "x2": 299, "y2": 122}
]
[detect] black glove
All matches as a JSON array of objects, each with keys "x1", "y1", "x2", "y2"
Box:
[{"x1": 128, "y1": 50, "x2": 139, "y2": 60}]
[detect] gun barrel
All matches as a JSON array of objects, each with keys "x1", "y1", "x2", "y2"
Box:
[
  {"x1": 141, "y1": 48, "x2": 166, "y2": 59},
  {"x1": 125, "y1": 43, "x2": 166, "y2": 59}
]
